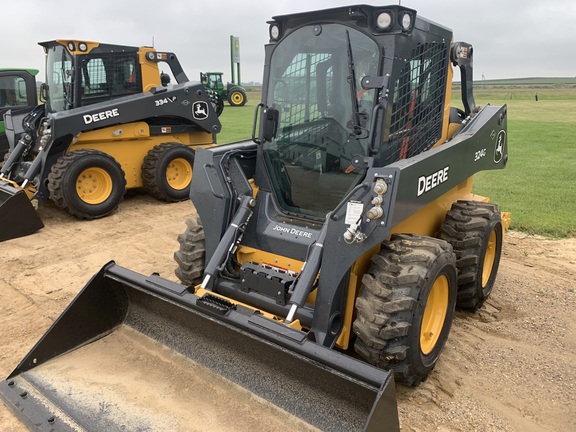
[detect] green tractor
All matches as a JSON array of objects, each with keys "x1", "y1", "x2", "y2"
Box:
[
  {"x1": 0, "y1": 69, "x2": 39, "y2": 159},
  {"x1": 200, "y1": 72, "x2": 247, "y2": 108}
]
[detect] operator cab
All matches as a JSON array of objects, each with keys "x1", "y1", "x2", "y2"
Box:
[
  {"x1": 41, "y1": 40, "x2": 141, "y2": 113},
  {"x1": 257, "y1": 6, "x2": 453, "y2": 222},
  {"x1": 261, "y1": 23, "x2": 375, "y2": 219}
]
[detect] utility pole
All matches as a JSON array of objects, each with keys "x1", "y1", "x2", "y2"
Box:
[{"x1": 230, "y1": 36, "x2": 241, "y2": 85}]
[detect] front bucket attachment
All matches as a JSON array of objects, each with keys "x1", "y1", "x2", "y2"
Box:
[
  {"x1": 0, "y1": 182, "x2": 43, "y2": 242},
  {"x1": 0, "y1": 262, "x2": 399, "y2": 432}
]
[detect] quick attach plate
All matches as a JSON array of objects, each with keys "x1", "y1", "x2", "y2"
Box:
[{"x1": 240, "y1": 262, "x2": 295, "y2": 306}]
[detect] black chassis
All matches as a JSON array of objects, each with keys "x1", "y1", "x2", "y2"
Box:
[
  {"x1": 191, "y1": 101, "x2": 507, "y2": 348},
  {"x1": 190, "y1": 4, "x2": 509, "y2": 348}
]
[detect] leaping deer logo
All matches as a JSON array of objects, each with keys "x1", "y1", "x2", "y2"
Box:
[
  {"x1": 193, "y1": 101, "x2": 209, "y2": 120},
  {"x1": 494, "y1": 130, "x2": 505, "y2": 163}
]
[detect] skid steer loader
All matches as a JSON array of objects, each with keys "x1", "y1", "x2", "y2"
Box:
[
  {"x1": 0, "y1": 40, "x2": 221, "y2": 242},
  {"x1": 0, "y1": 5, "x2": 509, "y2": 431}
]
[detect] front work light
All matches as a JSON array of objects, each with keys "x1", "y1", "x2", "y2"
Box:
[
  {"x1": 270, "y1": 24, "x2": 280, "y2": 41},
  {"x1": 377, "y1": 12, "x2": 393, "y2": 29},
  {"x1": 400, "y1": 12, "x2": 412, "y2": 31}
]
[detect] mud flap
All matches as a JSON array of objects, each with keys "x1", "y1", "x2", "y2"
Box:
[
  {"x1": 0, "y1": 182, "x2": 43, "y2": 242},
  {"x1": 0, "y1": 262, "x2": 399, "y2": 432}
]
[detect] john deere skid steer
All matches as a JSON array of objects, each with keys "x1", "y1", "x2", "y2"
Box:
[
  {"x1": 0, "y1": 40, "x2": 221, "y2": 242},
  {"x1": 0, "y1": 5, "x2": 508, "y2": 431}
]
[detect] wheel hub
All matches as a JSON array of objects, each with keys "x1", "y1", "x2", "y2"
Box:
[
  {"x1": 76, "y1": 167, "x2": 113, "y2": 204},
  {"x1": 165, "y1": 158, "x2": 192, "y2": 190},
  {"x1": 420, "y1": 274, "x2": 449, "y2": 355},
  {"x1": 231, "y1": 92, "x2": 244, "y2": 104},
  {"x1": 482, "y1": 229, "x2": 497, "y2": 287}
]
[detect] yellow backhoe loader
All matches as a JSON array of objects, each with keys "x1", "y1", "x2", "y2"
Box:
[{"x1": 0, "y1": 5, "x2": 509, "y2": 431}]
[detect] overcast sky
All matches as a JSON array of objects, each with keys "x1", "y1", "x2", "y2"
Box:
[{"x1": 2, "y1": 0, "x2": 575, "y2": 83}]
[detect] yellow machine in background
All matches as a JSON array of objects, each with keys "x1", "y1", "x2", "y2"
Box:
[{"x1": 0, "y1": 40, "x2": 220, "y2": 241}]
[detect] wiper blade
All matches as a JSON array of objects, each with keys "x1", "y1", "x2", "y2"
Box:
[
  {"x1": 345, "y1": 30, "x2": 362, "y2": 134},
  {"x1": 61, "y1": 50, "x2": 74, "y2": 110}
]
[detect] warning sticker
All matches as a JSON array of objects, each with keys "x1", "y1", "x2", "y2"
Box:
[{"x1": 345, "y1": 201, "x2": 364, "y2": 225}]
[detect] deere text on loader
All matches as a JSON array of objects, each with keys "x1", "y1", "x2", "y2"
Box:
[
  {"x1": 0, "y1": 5, "x2": 509, "y2": 431},
  {"x1": 0, "y1": 40, "x2": 221, "y2": 242}
]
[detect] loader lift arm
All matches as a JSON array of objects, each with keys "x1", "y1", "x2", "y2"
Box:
[{"x1": 1, "y1": 81, "x2": 220, "y2": 203}]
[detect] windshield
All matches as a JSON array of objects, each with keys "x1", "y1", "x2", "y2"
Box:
[
  {"x1": 0, "y1": 75, "x2": 31, "y2": 110},
  {"x1": 46, "y1": 45, "x2": 73, "y2": 113},
  {"x1": 263, "y1": 24, "x2": 378, "y2": 219}
]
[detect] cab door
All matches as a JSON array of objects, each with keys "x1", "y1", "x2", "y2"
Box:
[{"x1": 0, "y1": 69, "x2": 38, "y2": 158}]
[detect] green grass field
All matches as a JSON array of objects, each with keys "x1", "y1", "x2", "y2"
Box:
[
  {"x1": 473, "y1": 87, "x2": 576, "y2": 237},
  {"x1": 216, "y1": 92, "x2": 261, "y2": 144},
  {"x1": 216, "y1": 86, "x2": 576, "y2": 238}
]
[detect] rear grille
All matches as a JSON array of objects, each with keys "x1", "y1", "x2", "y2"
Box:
[{"x1": 387, "y1": 42, "x2": 449, "y2": 163}]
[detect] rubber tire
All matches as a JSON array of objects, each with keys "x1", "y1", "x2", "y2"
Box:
[
  {"x1": 227, "y1": 87, "x2": 247, "y2": 106},
  {"x1": 440, "y1": 200, "x2": 503, "y2": 310},
  {"x1": 353, "y1": 234, "x2": 458, "y2": 386},
  {"x1": 174, "y1": 214, "x2": 206, "y2": 286},
  {"x1": 48, "y1": 149, "x2": 126, "y2": 219},
  {"x1": 141, "y1": 143, "x2": 195, "y2": 202}
]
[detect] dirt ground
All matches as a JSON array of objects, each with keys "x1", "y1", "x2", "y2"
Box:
[{"x1": 0, "y1": 194, "x2": 575, "y2": 431}]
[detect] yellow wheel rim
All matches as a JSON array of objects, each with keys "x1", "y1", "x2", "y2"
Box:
[
  {"x1": 482, "y1": 229, "x2": 497, "y2": 287},
  {"x1": 76, "y1": 167, "x2": 113, "y2": 204},
  {"x1": 231, "y1": 92, "x2": 244, "y2": 105},
  {"x1": 166, "y1": 158, "x2": 192, "y2": 190},
  {"x1": 420, "y1": 274, "x2": 449, "y2": 355}
]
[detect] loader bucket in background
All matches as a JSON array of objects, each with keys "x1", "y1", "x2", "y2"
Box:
[
  {"x1": 0, "y1": 182, "x2": 43, "y2": 242},
  {"x1": 0, "y1": 262, "x2": 400, "y2": 432}
]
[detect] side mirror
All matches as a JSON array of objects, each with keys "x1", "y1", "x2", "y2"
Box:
[
  {"x1": 39, "y1": 83, "x2": 49, "y2": 103},
  {"x1": 252, "y1": 105, "x2": 279, "y2": 144},
  {"x1": 261, "y1": 106, "x2": 279, "y2": 142}
]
